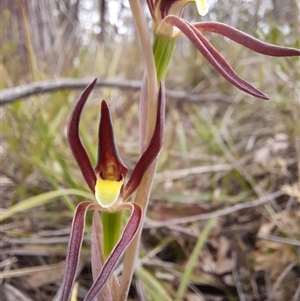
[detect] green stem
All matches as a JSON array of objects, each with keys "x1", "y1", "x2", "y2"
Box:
[
  {"x1": 102, "y1": 211, "x2": 122, "y2": 259},
  {"x1": 153, "y1": 35, "x2": 175, "y2": 81}
]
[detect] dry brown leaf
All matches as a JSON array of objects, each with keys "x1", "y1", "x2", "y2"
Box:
[
  {"x1": 149, "y1": 203, "x2": 207, "y2": 221},
  {"x1": 253, "y1": 210, "x2": 299, "y2": 280},
  {"x1": 199, "y1": 236, "x2": 232, "y2": 275},
  {"x1": 273, "y1": 210, "x2": 300, "y2": 238},
  {"x1": 253, "y1": 240, "x2": 296, "y2": 279},
  {"x1": 281, "y1": 183, "x2": 300, "y2": 202},
  {"x1": 25, "y1": 262, "x2": 65, "y2": 288},
  {"x1": 215, "y1": 236, "x2": 232, "y2": 274}
]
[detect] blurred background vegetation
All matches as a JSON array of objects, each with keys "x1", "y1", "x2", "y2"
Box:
[{"x1": 1, "y1": 1, "x2": 299, "y2": 301}]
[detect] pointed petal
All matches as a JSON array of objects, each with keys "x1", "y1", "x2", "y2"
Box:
[
  {"x1": 165, "y1": 16, "x2": 269, "y2": 99},
  {"x1": 68, "y1": 79, "x2": 97, "y2": 193},
  {"x1": 83, "y1": 203, "x2": 143, "y2": 301},
  {"x1": 60, "y1": 201, "x2": 101, "y2": 301},
  {"x1": 194, "y1": 21, "x2": 300, "y2": 57},
  {"x1": 124, "y1": 83, "x2": 165, "y2": 200},
  {"x1": 95, "y1": 100, "x2": 128, "y2": 179}
]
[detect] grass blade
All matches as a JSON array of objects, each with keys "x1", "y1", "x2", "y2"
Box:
[
  {"x1": 176, "y1": 218, "x2": 217, "y2": 300},
  {"x1": 0, "y1": 189, "x2": 94, "y2": 222}
]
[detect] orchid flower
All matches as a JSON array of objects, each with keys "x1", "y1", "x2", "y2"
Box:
[
  {"x1": 59, "y1": 78, "x2": 165, "y2": 301},
  {"x1": 147, "y1": 0, "x2": 300, "y2": 98}
]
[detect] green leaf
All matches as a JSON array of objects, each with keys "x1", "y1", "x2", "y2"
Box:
[{"x1": 0, "y1": 189, "x2": 94, "y2": 222}]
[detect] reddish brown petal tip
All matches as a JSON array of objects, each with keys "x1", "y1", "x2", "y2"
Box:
[{"x1": 194, "y1": 21, "x2": 300, "y2": 57}]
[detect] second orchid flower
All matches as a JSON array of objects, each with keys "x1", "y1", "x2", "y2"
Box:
[{"x1": 147, "y1": 0, "x2": 300, "y2": 98}]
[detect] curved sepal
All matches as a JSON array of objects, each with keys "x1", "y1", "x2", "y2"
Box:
[
  {"x1": 194, "y1": 21, "x2": 300, "y2": 57},
  {"x1": 165, "y1": 16, "x2": 269, "y2": 99},
  {"x1": 123, "y1": 83, "x2": 165, "y2": 200},
  {"x1": 59, "y1": 201, "x2": 101, "y2": 301},
  {"x1": 83, "y1": 203, "x2": 143, "y2": 301},
  {"x1": 68, "y1": 79, "x2": 97, "y2": 193}
]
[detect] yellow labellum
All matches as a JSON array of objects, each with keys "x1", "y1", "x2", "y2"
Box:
[
  {"x1": 95, "y1": 177, "x2": 123, "y2": 208},
  {"x1": 195, "y1": 0, "x2": 209, "y2": 16}
]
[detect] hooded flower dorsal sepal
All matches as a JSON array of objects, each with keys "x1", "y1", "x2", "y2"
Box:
[{"x1": 94, "y1": 100, "x2": 128, "y2": 208}]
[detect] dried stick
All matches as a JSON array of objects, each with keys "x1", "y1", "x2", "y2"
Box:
[
  {"x1": 0, "y1": 78, "x2": 233, "y2": 105},
  {"x1": 144, "y1": 190, "x2": 284, "y2": 228},
  {"x1": 232, "y1": 251, "x2": 246, "y2": 301}
]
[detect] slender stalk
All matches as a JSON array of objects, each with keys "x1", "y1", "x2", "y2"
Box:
[
  {"x1": 128, "y1": 0, "x2": 158, "y2": 150},
  {"x1": 118, "y1": 1, "x2": 159, "y2": 300},
  {"x1": 102, "y1": 212, "x2": 122, "y2": 259}
]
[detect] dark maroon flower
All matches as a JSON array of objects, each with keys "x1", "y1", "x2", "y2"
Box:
[{"x1": 59, "y1": 79, "x2": 165, "y2": 301}]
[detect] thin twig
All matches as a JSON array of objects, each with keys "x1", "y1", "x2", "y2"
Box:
[
  {"x1": 2, "y1": 236, "x2": 82, "y2": 245},
  {"x1": 269, "y1": 262, "x2": 296, "y2": 299},
  {"x1": 232, "y1": 251, "x2": 246, "y2": 301},
  {"x1": 143, "y1": 190, "x2": 284, "y2": 228},
  {"x1": 0, "y1": 77, "x2": 233, "y2": 105},
  {"x1": 154, "y1": 163, "x2": 232, "y2": 183},
  {"x1": 0, "y1": 261, "x2": 65, "y2": 279},
  {"x1": 0, "y1": 78, "x2": 140, "y2": 105},
  {"x1": 292, "y1": 281, "x2": 300, "y2": 301},
  {"x1": 265, "y1": 270, "x2": 272, "y2": 301},
  {"x1": 257, "y1": 234, "x2": 300, "y2": 247}
]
